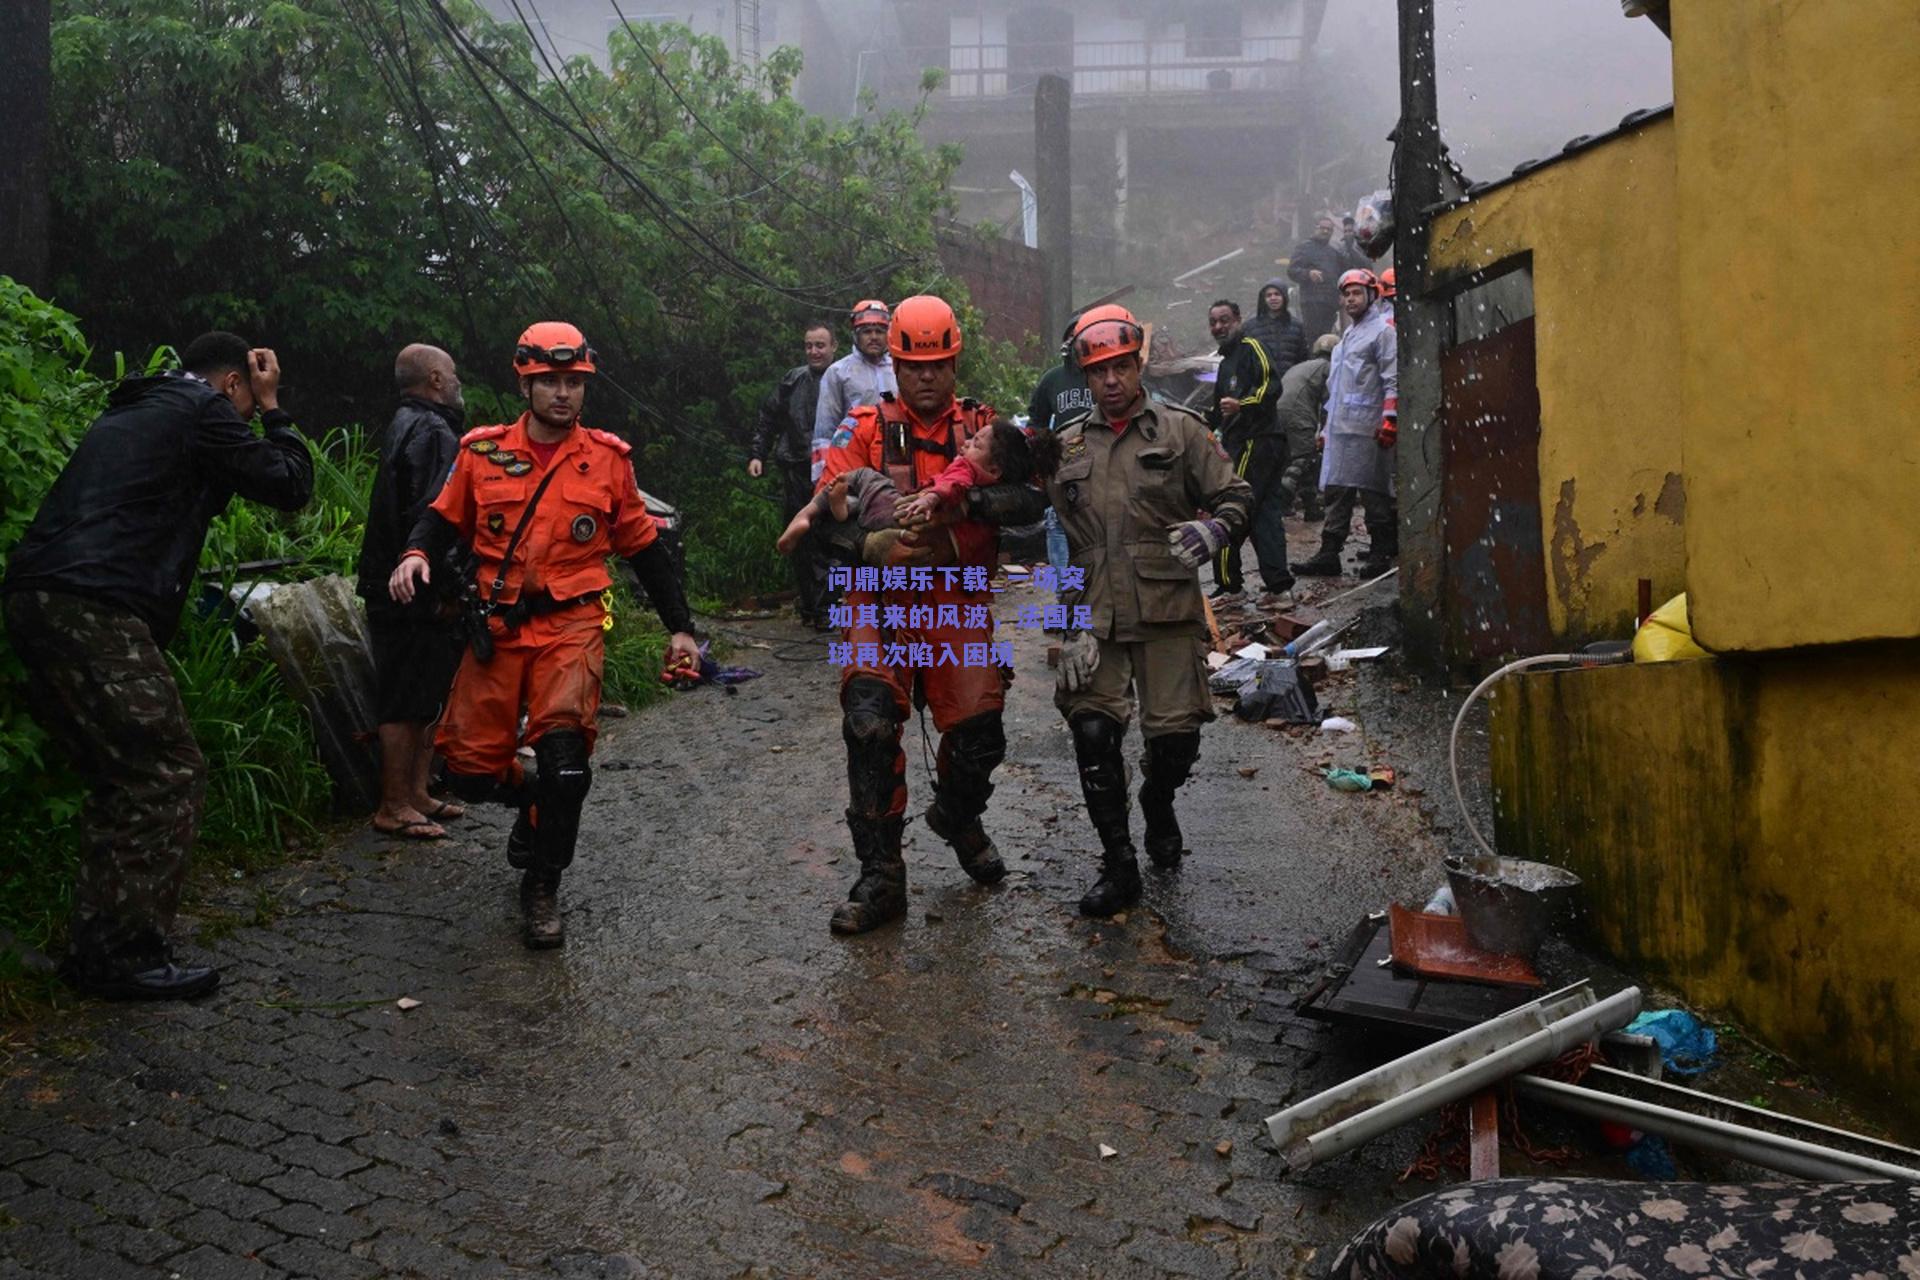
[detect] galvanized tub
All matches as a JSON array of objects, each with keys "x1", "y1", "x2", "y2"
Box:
[{"x1": 1443, "y1": 856, "x2": 1583, "y2": 959}]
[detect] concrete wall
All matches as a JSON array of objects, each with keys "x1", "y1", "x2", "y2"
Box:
[
  {"x1": 1428, "y1": 115, "x2": 1685, "y2": 642},
  {"x1": 1489, "y1": 655, "x2": 1920, "y2": 1133},
  {"x1": 1671, "y1": 2, "x2": 1920, "y2": 652}
]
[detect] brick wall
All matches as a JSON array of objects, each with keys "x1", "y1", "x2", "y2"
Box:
[{"x1": 936, "y1": 228, "x2": 1050, "y2": 363}]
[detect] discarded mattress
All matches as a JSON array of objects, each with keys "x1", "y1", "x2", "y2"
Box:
[{"x1": 1325, "y1": 1177, "x2": 1919, "y2": 1279}]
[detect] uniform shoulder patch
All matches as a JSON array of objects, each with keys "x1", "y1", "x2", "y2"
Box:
[
  {"x1": 1053, "y1": 408, "x2": 1095, "y2": 437},
  {"x1": 586, "y1": 427, "x2": 632, "y2": 455},
  {"x1": 461, "y1": 423, "x2": 510, "y2": 446}
]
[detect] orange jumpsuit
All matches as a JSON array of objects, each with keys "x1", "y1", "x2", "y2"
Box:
[
  {"x1": 818, "y1": 395, "x2": 1006, "y2": 731},
  {"x1": 417, "y1": 414, "x2": 659, "y2": 781}
]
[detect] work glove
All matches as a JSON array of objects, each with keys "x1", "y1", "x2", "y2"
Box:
[
  {"x1": 1168, "y1": 518, "x2": 1229, "y2": 569},
  {"x1": 1375, "y1": 417, "x2": 1398, "y2": 450},
  {"x1": 1057, "y1": 630, "x2": 1100, "y2": 694}
]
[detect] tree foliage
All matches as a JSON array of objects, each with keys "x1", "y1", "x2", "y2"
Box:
[{"x1": 47, "y1": 0, "x2": 1032, "y2": 598}]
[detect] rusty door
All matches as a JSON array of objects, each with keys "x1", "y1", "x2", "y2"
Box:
[{"x1": 1442, "y1": 316, "x2": 1551, "y2": 663}]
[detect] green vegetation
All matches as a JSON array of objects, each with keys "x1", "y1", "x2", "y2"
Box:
[
  {"x1": 49, "y1": 0, "x2": 1036, "y2": 604},
  {"x1": 2, "y1": 1, "x2": 1038, "y2": 994}
]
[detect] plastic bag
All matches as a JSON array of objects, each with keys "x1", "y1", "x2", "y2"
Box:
[
  {"x1": 1625, "y1": 1009, "x2": 1719, "y2": 1077},
  {"x1": 1632, "y1": 593, "x2": 1709, "y2": 663}
]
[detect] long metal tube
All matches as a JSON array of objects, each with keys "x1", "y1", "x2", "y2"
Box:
[
  {"x1": 1516, "y1": 1075, "x2": 1920, "y2": 1184},
  {"x1": 1267, "y1": 983, "x2": 1642, "y2": 1171}
]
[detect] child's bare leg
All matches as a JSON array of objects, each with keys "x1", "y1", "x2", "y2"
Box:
[{"x1": 776, "y1": 502, "x2": 815, "y2": 555}]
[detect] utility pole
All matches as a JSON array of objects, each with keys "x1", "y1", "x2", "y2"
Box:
[
  {"x1": 1392, "y1": 0, "x2": 1447, "y2": 665},
  {"x1": 1035, "y1": 74, "x2": 1073, "y2": 343},
  {"x1": 0, "y1": 0, "x2": 52, "y2": 295}
]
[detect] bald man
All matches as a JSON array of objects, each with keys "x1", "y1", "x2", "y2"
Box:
[{"x1": 355, "y1": 344, "x2": 470, "y2": 839}]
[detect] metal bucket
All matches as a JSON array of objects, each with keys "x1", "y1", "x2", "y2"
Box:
[{"x1": 1444, "y1": 856, "x2": 1583, "y2": 959}]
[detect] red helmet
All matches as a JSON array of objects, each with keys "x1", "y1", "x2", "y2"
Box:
[
  {"x1": 513, "y1": 321, "x2": 597, "y2": 377},
  {"x1": 888, "y1": 295, "x2": 963, "y2": 362},
  {"x1": 1069, "y1": 304, "x2": 1145, "y2": 368},
  {"x1": 849, "y1": 299, "x2": 891, "y2": 329},
  {"x1": 1378, "y1": 267, "x2": 1397, "y2": 298},
  {"x1": 1337, "y1": 268, "x2": 1380, "y2": 296}
]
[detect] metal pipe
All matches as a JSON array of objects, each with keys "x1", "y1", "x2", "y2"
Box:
[
  {"x1": 1267, "y1": 983, "x2": 1642, "y2": 1170},
  {"x1": 1516, "y1": 1075, "x2": 1920, "y2": 1184}
]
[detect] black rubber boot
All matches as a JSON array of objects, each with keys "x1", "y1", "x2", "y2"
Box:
[
  {"x1": 1071, "y1": 714, "x2": 1143, "y2": 918},
  {"x1": 519, "y1": 868, "x2": 563, "y2": 950},
  {"x1": 830, "y1": 812, "x2": 908, "y2": 935},
  {"x1": 925, "y1": 802, "x2": 1006, "y2": 884},
  {"x1": 1294, "y1": 542, "x2": 1345, "y2": 577},
  {"x1": 926, "y1": 713, "x2": 1008, "y2": 884},
  {"x1": 506, "y1": 808, "x2": 533, "y2": 869},
  {"x1": 1140, "y1": 731, "x2": 1202, "y2": 870}
]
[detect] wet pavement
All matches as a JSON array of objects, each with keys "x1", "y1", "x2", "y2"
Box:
[{"x1": 0, "y1": 548, "x2": 1465, "y2": 1279}]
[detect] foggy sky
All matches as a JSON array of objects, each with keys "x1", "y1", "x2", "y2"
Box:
[{"x1": 1319, "y1": 0, "x2": 1674, "y2": 183}]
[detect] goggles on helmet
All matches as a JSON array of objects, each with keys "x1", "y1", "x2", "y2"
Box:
[{"x1": 516, "y1": 342, "x2": 596, "y2": 368}]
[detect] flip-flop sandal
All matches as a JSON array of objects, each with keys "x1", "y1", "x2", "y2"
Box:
[
  {"x1": 423, "y1": 801, "x2": 466, "y2": 821},
  {"x1": 371, "y1": 819, "x2": 446, "y2": 841}
]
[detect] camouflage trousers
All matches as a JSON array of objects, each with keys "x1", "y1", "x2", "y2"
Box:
[{"x1": 2, "y1": 590, "x2": 205, "y2": 970}]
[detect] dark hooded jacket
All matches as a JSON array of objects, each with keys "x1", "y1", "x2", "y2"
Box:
[
  {"x1": 357, "y1": 395, "x2": 465, "y2": 616},
  {"x1": 2, "y1": 371, "x2": 314, "y2": 646},
  {"x1": 1242, "y1": 277, "x2": 1308, "y2": 377}
]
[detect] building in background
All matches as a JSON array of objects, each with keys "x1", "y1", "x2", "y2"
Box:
[{"x1": 1396, "y1": 0, "x2": 1920, "y2": 1130}]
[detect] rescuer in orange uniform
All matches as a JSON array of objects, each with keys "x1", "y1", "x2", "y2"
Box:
[
  {"x1": 814, "y1": 295, "x2": 1046, "y2": 935},
  {"x1": 388, "y1": 323, "x2": 699, "y2": 948}
]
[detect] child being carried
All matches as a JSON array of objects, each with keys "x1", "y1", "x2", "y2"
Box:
[{"x1": 777, "y1": 417, "x2": 1035, "y2": 559}]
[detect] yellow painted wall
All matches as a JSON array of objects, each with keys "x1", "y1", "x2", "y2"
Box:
[
  {"x1": 1489, "y1": 655, "x2": 1920, "y2": 1134},
  {"x1": 1673, "y1": 2, "x2": 1920, "y2": 651},
  {"x1": 1428, "y1": 117, "x2": 1686, "y2": 642}
]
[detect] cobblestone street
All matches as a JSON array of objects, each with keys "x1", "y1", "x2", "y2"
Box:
[{"x1": 0, "y1": 588, "x2": 1447, "y2": 1279}]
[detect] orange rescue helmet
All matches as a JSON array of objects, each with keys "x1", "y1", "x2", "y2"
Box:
[
  {"x1": 1378, "y1": 267, "x2": 1397, "y2": 298},
  {"x1": 1068, "y1": 304, "x2": 1145, "y2": 368},
  {"x1": 513, "y1": 321, "x2": 597, "y2": 377},
  {"x1": 888, "y1": 295, "x2": 963, "y2": 362},
  {"x1": 849, "y1": 299, "x2": 891, "y2": 329},
  {"x1": 1337, "y1": 268, "x2": 1380, "y2": 296}
]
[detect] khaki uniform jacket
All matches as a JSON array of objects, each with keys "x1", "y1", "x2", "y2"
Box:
[{"x1": 1048, "y1": 400, "x2": 1253, "y2": 643}]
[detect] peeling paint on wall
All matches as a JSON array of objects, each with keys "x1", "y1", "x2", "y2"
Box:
[
  {"x1": 1550, "y1": 478, "x2": 1608, "y2": 623},
  {"x1": 1655, "y1": 471, "x2": 1686, "y2": 523}
]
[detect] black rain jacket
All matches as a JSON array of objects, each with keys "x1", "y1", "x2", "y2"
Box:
[
  {"x1": 1242, "y1": 277, "x2": 1309, "y2": 376},
  {"x1": 2, "y1": 371, "x2": 314, "y2": 646},
  {"x1": 750, "y1": 364, "x2": 824, "y2": 466},
  {"x1": 356, "y1": 395, "x2": 465, "y2": 617}
]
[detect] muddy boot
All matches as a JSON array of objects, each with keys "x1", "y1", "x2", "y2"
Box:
[
  {"x1": 830, "y1": 812, "x2": 907, "y2": 935},
  {"x1": 1140, "y1": 731, "x2": 1201, "y2": 870},
  {"x1": 925, "y1": 713, "x2": 1009, "y2": 885},
  {"x1": 925, "y1": 802, "x2": 1006, "y2": 884},
  {"x1": 506, "y1": 808, "x2": 533, "y2": 869},
  {"x1": 1070, "y1": 713, "x2": 1143, "y2": 918},
  {"x1": 519, "y1": 868, "x2": 564, "y2": 949},
  {"x1": 1294, "y1": 540, "x2": 1345, "y2": 577}
]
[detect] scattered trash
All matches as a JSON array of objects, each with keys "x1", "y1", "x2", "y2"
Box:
[
  {"x1": 1232, "y1": 660, "x2": 1319, "y2": 724},
  {"x1": 1205, "y1": 651, "x2": 1229, "y2": 670},
  {"x1": 1237, "y1": 766, "x2": 1260, "y2": 779},
  {"x1": 1098, "y1": 1143, "x2": 1118, "y2": 1159},
  {"x1": 1324, "y1": 767, "x2": 1373, "y2": 792},
  {"x1": 599, "y1": 703, "x2": 630, "y2": 719},
  {"x1": 396, "y1": 996, "x2": 422, "y2": 1011},
  {"x1": 1319, "y1": 716, "x2": 1358, "y2": 733},
  {"x1": 1214, "y1": 1139, "x2": 1233, "y2": 1158},
  {"x1": 1325, "y1": 646, "x2": 1390, "y2": 673},
  {"x1": 1422, "y1": 883, "x2": 1457, "y2": 916},
  {"x1": 1367, "y1": 766, "x2": 1395, "y2": 790},
  {"x1": 1624, "y1": 1009, "x2": 1719, "y2": 1077},
  {"x1": 1233, "y1": 642, "x2": 1270, "y2": 660},
  {"x1": 1625, "y1": 1131, "x2": 1677, "y2": 1178},
  {"x1": 662, "y1": 642, "x2": 762, "y2": 691}
]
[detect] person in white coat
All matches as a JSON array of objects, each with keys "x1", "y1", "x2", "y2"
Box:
[{"x1": 1296, "y1": 270, "x2": 1397, "y2": 577}]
